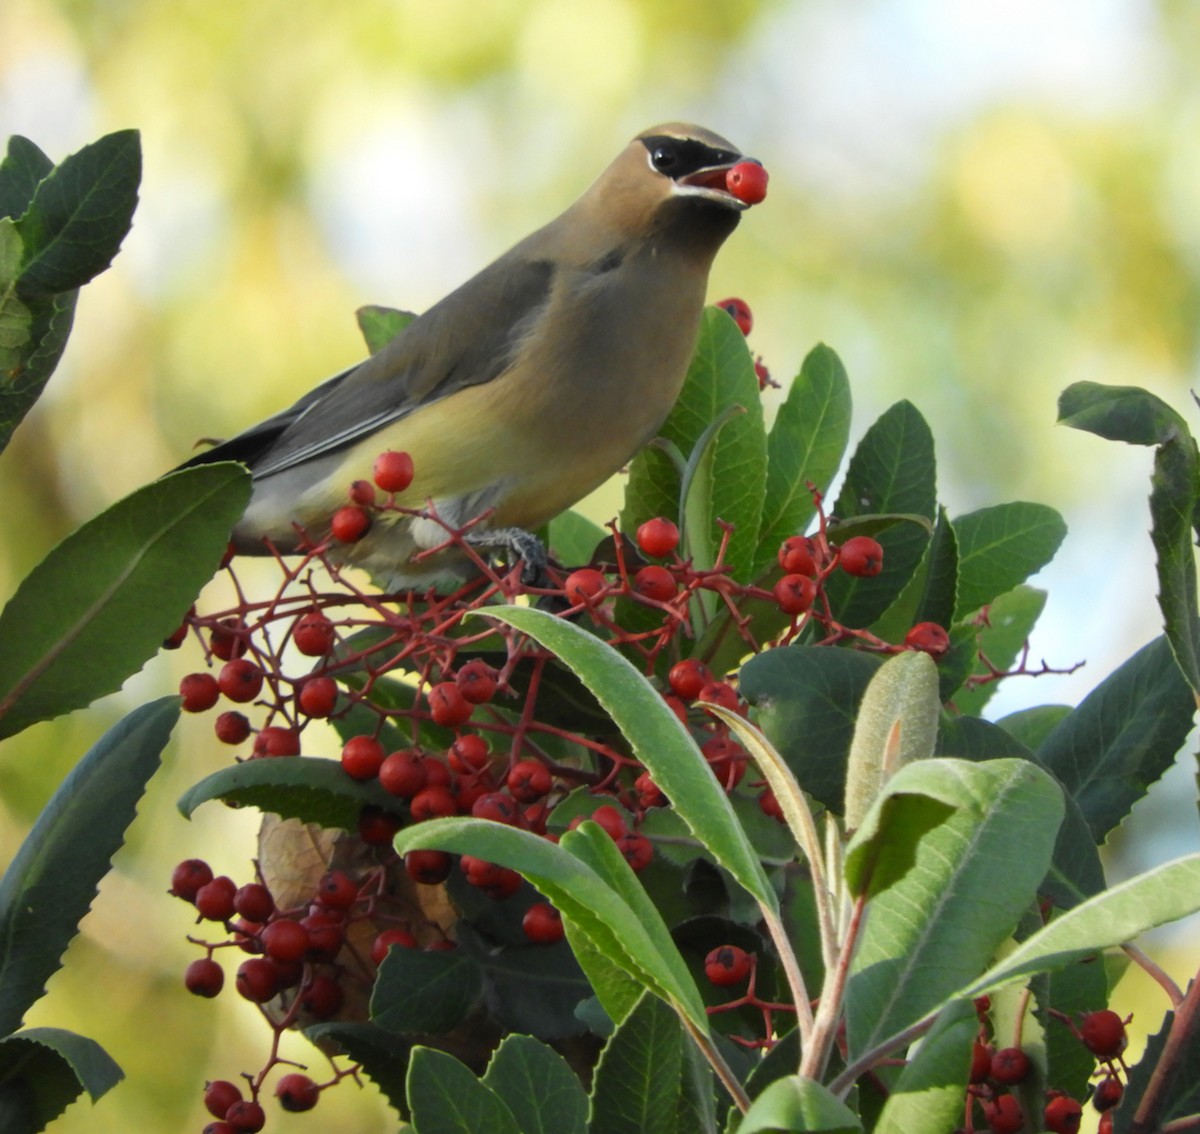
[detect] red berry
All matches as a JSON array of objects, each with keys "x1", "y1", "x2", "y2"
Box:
[
  {"x1": 777, "y1": 536, "x2": 818, "y2": 575},
  {"x1": 276, "y1": 1072, "x2": 320, "y2": 1113},
  {"x1": 837, "y1": 535, "x2": 884, "y2": 577},
  {"x1": 990, "y1": 1046, "x2": 1031, "y2": 1085},
  {"x1": 422, "y1": 756, "x2": 452, "y2": 788},
  {"x1": 371, "y1": 927, "x2": 417, "y2": 965},
  {"x1": 185, "y1": 957, "x2": 224, "y2": 998},
  {"x1": 716, "y1": 296, "x2": 753, "y2": 335},
  {"x1": 214, "y1": 711, "x2": 251, "y2": 745},
  {"x1": 774, "y1": 573, "x2": 817, "y2": 615},
  {"x1": 758, "y1": 787, "x2": 784, "y2": 822},
  {"x1": 180, "y1": 672, "x2": 220, "y2": 713},
  {"x1": 331, "y1": 504, "x2": 370, "y2": 543},
  {"x1": 428, "y1": 681, "x2": 472, "y2": 727},
  {"x1": 1044, "y1": 1095, "x2": 1083, "y2": 1134},
  {"x1": 348, "y1": 478, "x2": 377, "y2": 506},
  {"x1": 616, "y1": 832, "x2": 653, "y2": 872},
  {"x1": 633, "y1": 564, "x2": 678, "y2": 602},
  {"x1": 171, "y1": 858, "x2": 213, "y2": 901},
  {"x1": 1099, "y1": 1114, "x2": 1113, "y2": 1134},
  {"x1": 460, "y1": 855, "x2": 523, "y2": 898},
  {"x1": 204, "y1": 1080, "x2": 243, "y2": 1119},
  {"x1": 636, "y1": 517, "x2": 680, "y2": 558},
  {"x1": 1093, "y1": 1076, "x2": 1123, "y2": 1112},
  {"x1": 316, "y1": 870, "x2": 359, "y2": 911},
  {"x1": 293, "y1": 611, "x2": 336, "y2": 656},
  {"x1": 456, "y1": 660, "x2": 498, "y2": 704},
  {"x1": 299, "y1": 973, "x2": 344, "y2": 1018},
  {"x1": 589, "y1": 804, "x2": 627, "y2": 840},
  {"x1": 904, "y1": 621, "x2": 950, "y2": 659},
  {"x1": 564, "y1": 568, "x2": 607, "y2": 606},
  {"x1": 298, "y1": 675, "x2": 339, "y2": 717},
  {"x1": 969, "y1": 1041, "x2": 993, "y2": 1084},
  {"x1": 341, "y1": 734, "x2": 386, "y2": 780},
  {"x1": 253, "y1": 725, "x2": 300, "y2": 757},
  {"x1": 235, "y1": 957, "x2": 279, "y2": 1003},
  {"x1": 411, "y1": 784, "x2": 459, "y2": 821},
  {"x1": 698, "y1": 680, "x2": 744, "y2": 715},
  {"x1": 233, "y1": 883, "x2": 275, "y2": 923},
  {"x1": 301, "y1": 909, "x2": 345, "y2": 960},
  {"x1": 357, "y1": 806, "x2": 401, "y2": 846},
  {"x1": 203, "y1": 1123, "x2": 236, "y2": 1134},
  {"x1": 448, "y1": 734, "x2": 491, "y2": 773},
  {"x1": 224, "y1": 1100, "x2": 266, "y2": 1133},
  {"x1": 195, "y1": 876, "x2": 238, "y2": 921},
  {"x1": 754, "y1": 357, "x2": 772, "y2": 389},
  {"x1": 983, "y1": 1094, "x2": 1024, "y2": 1134},
  {"x1": 668, "y1": 658, "x2": 711, "y2": 701},
  {"x1": 218, "y1": 658, "x2": 263, "y2": 703},
  {"x1": 209, "y1": 618, "x2": 248, "y2": 661},
  {"x1": 725, "y1": 162, "x2": 769, "y2": 205},
  {"x1": 471, "y1": 791, "x2": 520, "y2": 825},
  {"x1": 635, "y1": 771, "x2": 665, "y2": 808},
  {"x1": 379, "y1": 749, "x2": 428, "y2": 798},
  {"x1": 162, "y1": 610, "x2": 191, "y2": 650},
  {"x1": 507, "y1": 759, "x2": 553, "y2": 802},
  {"x1": 373, "y1": 450, "x2": 415, "y2": 493},
  {"x1": 1080, "y1": 1010, "x2": 1127, "y2": 1058},
  {"x1": 406, "y1": 849, "x2": 453, "y2": 885},
  {"x1": 704, "y1": 944, "x2": 751, "y2": 986},
  {"x1": 522, "y1": 902, "x2": 564, "y2": 944},
  {"x1": 261, "y1": 918, "x2": 311, "y2": 963}
]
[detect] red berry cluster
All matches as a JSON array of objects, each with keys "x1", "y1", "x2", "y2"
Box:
[{"x1": 962, "y1": 997, "x2": 1130, "y2": 1134}]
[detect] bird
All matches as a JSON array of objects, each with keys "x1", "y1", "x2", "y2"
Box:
[{"x1": 178, "y1": 122, "x2": 763, "y2": 588}]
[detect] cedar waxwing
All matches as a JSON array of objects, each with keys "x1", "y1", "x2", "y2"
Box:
[{"x1": 180, "y1": 123, "x2": 762, "y2": 587}]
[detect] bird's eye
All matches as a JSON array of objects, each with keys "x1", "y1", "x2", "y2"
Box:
[{"x1": 651, "y1": 144, "x2": 677, "y2": 173}]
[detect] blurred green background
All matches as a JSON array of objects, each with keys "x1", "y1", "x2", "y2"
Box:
[{"x1": 2, "y1": 0, "x2": 1198, "y2": 1129}]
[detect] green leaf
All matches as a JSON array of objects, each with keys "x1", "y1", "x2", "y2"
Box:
[
  {"x1": 843, "y1": 651, "x2": 941, "y2": 831},
  {"x1": 548, "y1": 510, "x2": 608, "y2": 567},
  {"x1": 845, "y1": 758, "x2": 1063, "y2": 1060},
  {"x1": 0, "y1": 463, "x2": 251, "y2": 739},
  {"x1": 870, "y1": 508, "x2": 958, "y2": 645},
  {"x1": 303, "y1": 1021, "x2": 412, "y2": 1117},
  {"x1": 949, "y1": 586, "x2": 1048, "y2": 715},
  {"x1": 934, "y1": 714, "x2": 1034, "y2": 762},
  {"x1": 754, "y1": 344, "x2": 853, "y2": 575},
  {"x1": 872, "y1": 1000, "x2": 975, "y2": 1134},
  {"x1": 1057, "y1": 381, "x2": 1190, "y2": 446},
  {"x1": 469, "y1": 606, "x2": 778, "y2": 914},
  {"x1": 406, "y1": 1047, "x2": 521, "y2": 1134},
  {"x1": 623, "y1": 308, "x2": 767, "y2": 584},
  {"x1": 588, "y1": 993, "x2": 683, "y2": 1134},
  {"x1": 0, "y1": 136, "x2": 53, "y2": 220},
  {"x1": 1117, "y1": 1006, "x2": 1200, "y2": 1131},
  {"x1": 0, "y1": 1027, "x2": 123, "y2": 1133},
  {"x1": 1036, "y1": 635, "x2": 1195, "y2": 840},
  {"x1": 178, "y1": 756, "x2": 401, "y2": 830},
  {"x1": 394, "y1": 818, "x2": 708, "y2": 1031},
  {"x1": 994, "y1": 703, "x2": 1070, "y2": 751},
  {"x1": 0, "y1": 221, "x2": 31, "y2": 364},
  {"x1": 0, "y1": 698, "x2": 177, "y2": 1034},
  {"x1": 961, "y1": 853, "x2": 1200, "y2": 999},
  {"x1": 14, "y1": 130, "x2": 140, "y2": 298},
  {"x1": 482, "y1": 1036, "x2": 588, "y2": 1134},
  {"x1": 823, "y1": 402, "x2": 937, "y2": 628},
  {"x1": 734, "y1": 1075, "x2": 861, "y2": 1133},
  {"x1": 1031, "y1": 957, "x2": 1109, "y2": 1101},
  {"x1": 738, "y1": 646, "x2": 883, "y2": 814},
  {"x1": 0, "y1": 288, "x2": 77, "y2": 455},
  {"x1": 371, "y1": 947, "x2": 483, "y2": 1035},
  {"x1": 356, "y1": 304, "x2": 416, "y2": 353},
  {"x1": 1040, "y1": 790, "x2": 1106, "y2": 909},
  {"x1": 952, "y1": 503, "x2": 1066, "y2": 619}
]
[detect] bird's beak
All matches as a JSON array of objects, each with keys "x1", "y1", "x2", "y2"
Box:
[{"x1": 674, "y1": 157, "x2": 761, "y2": 210}]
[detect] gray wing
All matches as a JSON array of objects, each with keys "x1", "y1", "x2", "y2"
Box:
[{"x1": 179, "y1": 253, "x2": 555, "y2": 478}]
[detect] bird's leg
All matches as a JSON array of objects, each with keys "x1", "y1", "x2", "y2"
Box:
[{"x1": 464, "y1": 526, "x2": 549, "y2": 587}]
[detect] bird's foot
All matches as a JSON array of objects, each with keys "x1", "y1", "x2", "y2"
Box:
[{"x1": 465, "y1": 526, "x2": 549, "y2": 587}]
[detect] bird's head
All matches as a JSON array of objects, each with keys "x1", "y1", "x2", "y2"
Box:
[{"x1": 579, "y1": 123, "x2": 763, "y2": 254}]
